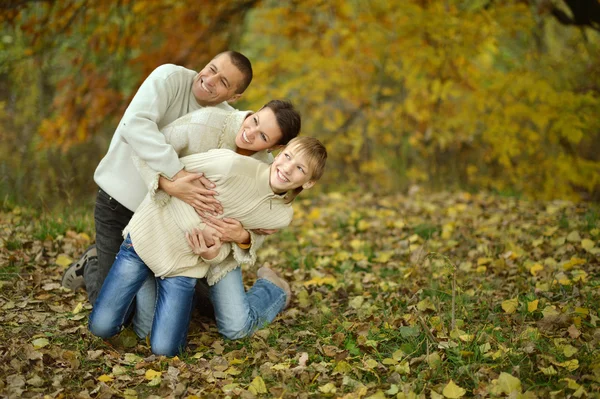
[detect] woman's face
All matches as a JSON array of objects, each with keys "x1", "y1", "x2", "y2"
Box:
[{"x1": 235, "y1": 107, "x2": 283, "y2": 153}]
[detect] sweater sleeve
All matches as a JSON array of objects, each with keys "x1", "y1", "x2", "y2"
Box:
[
  {"x1": 231, "y1": 230, "x2": 265, "y2": 266},
  {"x1": 130, "y1": 111, "x2": 200, "y2": 205},
  {"x1": 117, "y1": 64, "x2": 186, "y2": 179}
]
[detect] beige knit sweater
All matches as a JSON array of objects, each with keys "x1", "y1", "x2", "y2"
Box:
[
  {"x1": 130, "y1": 106, "x2": 275, "y2": 282},
  {"x1": 125, "y1": 149, "x2": 293, "y2": 284}
]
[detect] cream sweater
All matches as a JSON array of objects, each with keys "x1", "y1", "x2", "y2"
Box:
[
  {"x1": 131, "y1": 106, "x2": 275, "y2": 271},
  {"x1": 125, "y1": 149, "x2": 293, "y2": 284},
  {"x1": 94, "y1": 64, "x2": 234, "y2": 212}
]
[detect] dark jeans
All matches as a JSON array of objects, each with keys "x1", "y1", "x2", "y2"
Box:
[{"x1": 85, "y1": 188, "x2": 134, "y2": 305}]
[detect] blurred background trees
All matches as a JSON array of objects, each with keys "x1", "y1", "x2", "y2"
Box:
[{"x1": 1, "y1": 0, "x2": 599, "y2": 208}]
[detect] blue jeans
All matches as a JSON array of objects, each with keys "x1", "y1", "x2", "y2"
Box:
[
  {"x1": 88, "y1": 235, "x2": 196, "y2": 356},
  {"x1": 133, "y1": 266, "x2": 288, "y2": 342},
  {"x1": 210, "y1": 266, "x2": 287, "y2": 340}
]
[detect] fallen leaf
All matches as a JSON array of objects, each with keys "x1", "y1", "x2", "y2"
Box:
[
  {"x1": 32, "y1": 338, "x2": 49, "y2": 349},
  {"x1": 527, "y1": 300, "x2": 539, "y2": 313},
  {"x1": 501, "y1": 298, "x2": 519, "y2": 314},
  {"x1": 97, "y1": 374, "x2": 113, "y2": 382},
  {"x1": 248, "y1": 376, "x2": 267, "y2": 394},
  {"x1": 55, "y1": 254, "x2": 73, "y2": 267},
  {"x1": 318, "y1": 382, "x2": 337, "y2": 394},
  {"x1": 442, "y1": 379, "x2": 466, "y2": 398},
  {"x1": 145, "y1": 369, "x2": 162, "y2": 380},
  {"x1": 497, "y1": 372, "x2": 521, "y2": 395}
]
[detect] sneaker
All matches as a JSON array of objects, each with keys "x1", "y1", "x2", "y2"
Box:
[
  {"x1": 61, "y1": 244, "x2": 97, "y2": 290},
  {"x1": 257, "y1": 267, "x2": 291, "y2": 309}
]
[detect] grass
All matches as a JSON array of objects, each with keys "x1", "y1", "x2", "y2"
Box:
[{"x1": 0, "y1": 191, "x2": 599, "y2": 397}]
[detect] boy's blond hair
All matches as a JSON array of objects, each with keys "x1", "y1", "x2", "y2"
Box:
[{"x1": 283, "y1": 136, "x2": 327, "y2": 203}]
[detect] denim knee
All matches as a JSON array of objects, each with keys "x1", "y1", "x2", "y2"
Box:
[
  {"x1": 218, "y1": 319, "x2": 253, "y2": 340},
  {"x1": 150, "y1": 337, "x2": 182, "y2": 357},
  {"x1": 88, "y1": 314, "x2": 120, "y2": 339}
]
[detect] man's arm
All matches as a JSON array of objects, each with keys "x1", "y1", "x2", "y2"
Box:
[{"x1": 118, "y1": 65, "x2": 188, "y2": 179}]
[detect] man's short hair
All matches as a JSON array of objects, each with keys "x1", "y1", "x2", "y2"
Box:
[{"x1": 219, "y1": 50, "x2": 253, "y2": 94}]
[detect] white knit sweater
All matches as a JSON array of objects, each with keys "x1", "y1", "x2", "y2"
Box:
[
  {"x1": 94, "y1": 64, "x2": 234, "y2": 212},
  {"x1": 130, "y1": 106, "x2": 275, "y2": 274},
  {"x1": 125, "y1": 149, "x2": 293, "y2": 284}
]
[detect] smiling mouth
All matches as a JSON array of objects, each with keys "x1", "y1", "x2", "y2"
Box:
[
  {"x1": 200, "y1": 78, "x2": 211, "y2": 93},
  {"x1": 277, "y1": 169, "x2": 289, "y2": 183},
  {"x1": 242, "y1": 130, "x2": 251, "y2": 144}
]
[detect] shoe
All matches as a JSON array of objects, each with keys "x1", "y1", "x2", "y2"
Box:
[
  {"x1": 61, "y1": 244, "x2": 97, "y2": 290},
  {"x1": 257, "y1": 267, "x2": 291, "y2": 309}
]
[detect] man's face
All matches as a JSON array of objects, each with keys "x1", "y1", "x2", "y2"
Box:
[
  {"x1": 269, "y1": 144, "x2": 316, "y2": 194},
  {"x1": 192, "y1": 54, "x2": 244, "y2": 106},
  {"x1": 235, "y1": 107, "x2": 283, "y2": 154}
]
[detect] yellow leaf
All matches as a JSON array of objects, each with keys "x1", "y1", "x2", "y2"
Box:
[
  {"x1": 497, "y1": 372, "x2": 521, "y2": 394},
  {"x1": 97, "y1": 374, "x2": 114, "y2": 382},
  {"x1": 563, "y1": 257, "x2": 585, "y2": 270},
  {"x1": 459, "y1": 334, "x2": 474, "y2": 342},
  {"x1": 373, "y1": 251, "x2": 394, "y2": 263},
  {"x1": 303, "y1": 276, "x2": 337, "y2": 287},
  {"x1": 567, "y1": 231, "x2": 581, "y2": 242},
  {"x1": 562, "y1": 378, "x2": 580, "y2": 390},
  {"x1": 32, "y1": 338, "x2": 49, "y2": 349},
  {"x1": 554, "y1": 359, "x2": 579, "y2": 371},
  {"x1": 225, "y1": 366, "x2": 242, "y2": 375},
  {"x1": 501, "y1": 298, "x2": 519, "y2": 314},
  {"x1": 144, "y1": 369, "x2": 162, "y2": 380},
  {"x1": 581, "y1": 238, "x2": 595, "y2": 251},
  {"x1": 540, "y1": 365, "x2": 557, "y2": 375},
  {"x1": 392, "y1": 349, "x2": 405, "y2": 361},
  {"x1": 349, "y1": 296, "x2": 365, "y2": 309},
  {"x1": 442, "y1": 379, "x2": 466, "y2": 398},
  {"x1": 394, "y1": 361, "x2": 410, "y2": 375},
  {"x1": 72, "y1": 302, "x2": 84, "y2": 314},
  {"x1": 319, "y1": 382, "x2": 337, "y2": 394},
  {"x1": 357, "y1": 220, "x2": 370, "y2": 231},
  {"x1": 477, "y1": 257, "x2": 493, "y2": 266},
  {"x1": 248, "y1": 376, "x2": 267, "y2": 395},
  {"x1": 55, "y1": 254, "x2": 73, "y2": 268},
  {"x1": 529, "y1": 263, "x2": 544, "y2": 276},
  {"x1": 350, "y1": 239, "x2": 363, "y2": 250},
  {"x1": 563, "y1": 345, "x2": 578, "y2": 357},
  {"x1": 417, "y1": 298, "x2": 436, "y2": 311},
  {"x1": 333, "y1": 360, "x2": 353, "y2": 374},
  {"x1": 527, "y1": 300, "x2": 539, "y2": 313},
  {"x1": 307, "y1": 209, "x2": 321, "y2": 220},
  {"x1": 574, "y1": 307, "x2": 589, "y2": 317}
]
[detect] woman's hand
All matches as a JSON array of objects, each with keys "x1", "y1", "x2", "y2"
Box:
[
  {"x1": 160, "y1": 170, "x2": 223, "y2": 215},
  {"x1": 201, "y1": 214, "x2": 251, "y2": 244},
  {"x1": 186, "y1": 228, "x2": 222, "y2": 260}
]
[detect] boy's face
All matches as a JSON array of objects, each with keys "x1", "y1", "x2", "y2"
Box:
[
  {"x1": 269, "y1": 144, "x2": 316, "y2": 194},
  {"x1": 235, "y1": 107, "x2": 283, "y2": 153},
  {"x1": 192, "y1": 53, "x2": 244, "y2": 106}
]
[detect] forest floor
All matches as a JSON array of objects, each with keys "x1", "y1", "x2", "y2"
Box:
[{"x1": 0, "y1": 191, "x2": 599, "y2": 398}]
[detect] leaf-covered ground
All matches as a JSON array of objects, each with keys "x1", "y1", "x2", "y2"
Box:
[{"x1": 1, "y1": 192, "x2": 599, "y2": 398}]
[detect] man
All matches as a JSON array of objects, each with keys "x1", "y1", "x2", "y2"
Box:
[{"x1": 62, "y1": 51, "x2": 255, "y2": 305}]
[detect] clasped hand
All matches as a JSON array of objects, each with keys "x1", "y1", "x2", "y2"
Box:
[
  {"x1": 161, "y1": 169, "x2": 223, "y2": 215},
  {"x1": 186, "y1": 227, "x2": 222, "y2": 260}
]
